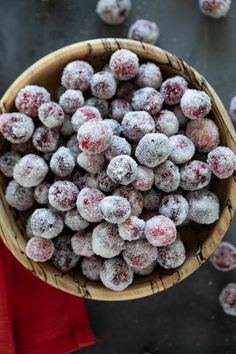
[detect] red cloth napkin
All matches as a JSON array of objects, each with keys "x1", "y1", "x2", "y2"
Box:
[{"x1": 0, "y1": 239, "x2": 95, "y2": 354}]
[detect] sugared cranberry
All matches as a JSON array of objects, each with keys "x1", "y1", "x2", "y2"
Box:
[
  {"x1": 77, "y1": 120, "x2": 112, "y2": 155},
  {"x1": 116, "y1": 80, "x2": 137, "y2": 102},
  {"x1": 13, "y1": 154, "x2": 48, "y2": 187},
  {"x1": 81, "y1": 255, "x2": 103, "y2": 281},
  {"x1": 48, "y1": 181, "x2": 79, "y2": 211},
  {"x1": 122, "y1": 111, "x2": 155, "y2": 142},
  {"x1": 100, "y1": 257, "x2": 133, "y2": 291},
  {"x1": 160, "y1": 76, "x2": 188, "y2": 105},
  {"x1": 132, "y1": 88, "x2": 164, "y2": 116},
  {"x1": 210, "y1": 242, "x2": 236, "y2": 272},
  {"x1": 85, "y1": 97, "x2": 109, "y2": 117},
  {"x1": 113, "y1": 186, "x2": 144, "y2": 216},
  {"x1": 199, "y1": 0, "x2": 231, "y2": 19},
  {"x1": 132, "y1": 165, "x2": 154, "y2": 191},
  {"x1": 5, "y1": 180, "x2": 34, "y2": 211},
  {"x1": 105, "y1": 136, "x2": 131, "y2": 160},
  {"x1": 34, "y1": 182, "x2": 50, "y2": 204},
  {"x1": 71, "y1": 230, "x2": 94, "y2": 257},
  {"x1": 158, "y1": 194, "x2": 189, "y2": 226},
  {"x1": 71, "y1": 106, "x2": 102, "y2": 131},
  {"x1": 107, "y1": 155, "x2": 138, "y2": 185},
  {"x1": 92, "y1": 222, "x2": 125, "y2": 258},
  {"x1": 50, "y1": 147, "x2": 75, "y2": 177},
  {"x1": 15, "y1": 85, "x2": 50, "y2": 117},
  {"x1": 76, "y1": 187, "x2": 105, "y2": 222},
  {"x1": 207, "y1": 146, "x2": 236, "y2": 179},
  {"x1": 0, "y1": 113, "x2": 34, "y2": 144},
  {"x1": 61, "y1": 60, "x2": 94, "y2": 91},
  {"x1": 118, "y1": 215, "x2": 145, "y2": 241},
  {"x1": 122, "y1": 239, "x2": 157, "y2": 269},
  {"x1": 154, "y1": 110, "x2": 179, "y2": 137},
  {"x1": 26, "y1": 236, "x2": 55, "y2": 262},
  {"x1": 143, "y1": 188, "x2": 162, "y2": 211},
  {"x1": 30, "y1": 208, "x2": 64, "y2": 239},
  {"x1": 109, "y1": 49, "x2": 139, "y2": 81},
  {"x1": 32, "y1": 126, "x2": 59, "y2": 152},
  {"x1": 154, "y1": 160, "x2": 180, "y2": 193},
  {"x1": 59, "y1": 89, "x2": 84, "y2": 114},
  {"x1": 186, "y1": 118, "x2": 220, "y2": 152},
  {"x1": 219, "y1": 283, "x2": 236, "y2": 316},
  {"x1": 111, "y1": 99, "x2": 132, "y2": 122},
  {"x1": 77, "y1": 152, "x2": 105, "y2": 174},
  {"x1": 38, "y1": 102, "x2": 64, "y2": 128},
  {"x1": 169, "y1": 134, "x2": 195, "y2": 164},
  {"x1": 65, "y1": 208, "x2": 89, "y2": 231},
  {"x1": 96, "y1": 0, "x2": 131, "y2": 25},
  {"x1": 52, "y1": 234, "x2": 80, "y2": 272},
  {"x1": 91, "y1": 71, "x2": 117, "y2": 99},
  {"x1": 97, "y1": 170, "x2": 118, "y2": 192},
  {"x1": 180, "y1": 160, "x2": 212, "y2": 191},
  {"x1": 156, "y1": 238, "x2": 186, "y2": 269},
  {"x1": 180, "y1": 89, "x2": 211, "y2": 120},
  {"x1": 136, "y1": 62, "x2": 162, "y2": 89},
  {"x1": 100, "y1": 196, "x2": 131, "y2": 224},
  {"x1": 0, "y1": 151, "x2": 21, "y2": 177},
  {"x1": 145, "y1": 215, "x2": 177, "y2": 247},
  {"x1": 128, "y1": 19, "x2": 160, "y2": 44}
]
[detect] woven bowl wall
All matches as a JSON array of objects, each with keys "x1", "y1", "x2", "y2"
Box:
[{"x1": 0, "y1": 38, "x2": 235, "y2": 301}]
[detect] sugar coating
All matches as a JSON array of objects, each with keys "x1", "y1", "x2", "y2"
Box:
[
  {"x1": 97, "y1": 170, "x2": 118, "y2": 192},
  {"x1": 15, "y1": 85, "x2": 50, "y2": 117},
  {"x1": 13, "y1": 154, "x2": 48, "y2": 188},
  {"x1": 156, "y1": 238, "x2": 186, "y2": 269},
  {"x1": 143, "y1": 188, "x2": 162, "y2": 211},
  {"x1": 210, "y1": 242, "x2": 236, "y2": 272},
  {"x1": 145, "y1": 215, "x2": 177, "y2": 247},
  {"x1": 158, "y1": 194, "x2": 189, "y2": 226},
  {"x1": 77, "y1": 187, "x2": 105, "y2": 222},
  {"x1": 60, "y1": 115, "x2": 74, "y2": 137},
  {"x1": 199, "y1": 0, "x2": 231, "y2": 18},
  {"x1": 133, "y1": 261, "x2": 156, "y2": 276},
  {"x1": 81, "y1": 255, "x2": 104, "y2": 281},
  {"x1": 34, "y1": 182, "x2": 50, "y2": 204},
  {"x1": 5, "y1": 180, "x2": 34, "y2": 211},
  {"x1": 160, "y1": 76, "x2": 188, "y2": 106},
  {"x1": 113, "y1": 186, "x2": 144, "y2": 216},
  {"x1": 61, "y1": 60, "x2": 94, "y2": 91},
  {"x1": 132, "y1": 87, "x2": 164, "y2": 116},
  {"x1": 172, "y1": 105, "x2": 189, "y2": 127},
  {"x1": 91, "y1": 71, "x2": 117, "y2": 99},
  {"x1": 111, "y1": 99, "x2": 132, "y2": 122},
  {"x1": 71, "y1": 106, "x2": 102, "y2": 131},
  {"x1": 65, "y1": 209, "x2": 89, "y2": 231},
  {"x1": 118, "y1": 215, "x2": 145, "y2": 241},
  {"x1": 103, "y1": 119, "x2": 121, "y2": 136},
  {"x1": 96, "y1": 0, "x2": 131, "y2": 25},
  {"x1": 187, "y1": 189, "x2": 220, "y2": 224},
  {"x1": 229, "y1": 96, "x2": 236, "y2": 123},
  {"x1": 105, "y1": 136, "x2": 131, "y2": 160},
  {"x1": 186, "y1": 118, "x2": 220, "y2": 153},
  {"x1": 100, "y1": 257, "x2": 133, "y2": 291},
  {"x1": 52, "y1": 234, "x2": 80, "y2": 272},
  {"x1": 132, "y1": 165, "x2": 154, "y2": 191},
  {"x1": 181, "y1": 89, "x2": 211, "y2": 120},
  {"x1": 180, "y1": 160, "x2": 211, "y2": 191},
  {"x1": 92, "y1": 222, "x2": 125, "y2": 258},
  {"x1": 219, "y1": 283, "x2": 236, "y2": 316},
  {"x1": 169, "y1": 134, "x2": 195, "y2": 164},
  {"x1": 154, "y1": 110, "x2": 179, "y2": 137},
  {"x1": 128, "y1": 19, "x2": 160, "y2": 44},
  {"x1": 59, "y1": 89, "x2": 84, "y2": 114},
  {"x1": 50, "y1": 147, "x2": 75, "y2": 177},
  {"x1": 122, "y1": 111, "x2": 155, "y2": 142},
  {"x1": 207, "y1": 146, "x2": 236, "y2": 179},
  {"x1": 77, "y1": 120, "x2": 112, "y2": 155},
  {"x1": 85, "y1": 97, "x2": 109, "y2": 117},
  {"x1": 49, "y1": 181, "x2": 79, "y2": 211},
  {"x1": 71, "y1": 230, "x2": 94, "y2": 257},
  {"x1": 135, "y1": 133, "x2": 170, "y2": 168},
  {"x1": 66, "y1": 134, "x2": 82, "y2": 158},
  {"x1": 116, "y1": 80, "x2": 137, "y2": 101},
  {"x1": 109, "y1": 49, "x2": 139, "y2": 81},
  {"x1": 0, "y1": 113, "x2": 34, "y2": 144},
  {"x1": 0, "y1": 151, "x2": 21, "y2": 177},
  {"x1": 154, "y1": 160, "x2": 180, "y2": 192},
  {"x1": 38, "y1": 102, "x2": 64, "y2": 128},
  {"x1": 30, "y1": 208, "x2": 64, "y2": 239},
  {"x1": 32, "y1": 126, "x2": 59, "y2": 152},
  {"x1": 107, "y1": 155, "x2": 138, "y2": 185},
  {"x1": 136, "y1": 62, "x2": 162, "y2": 89},
  {"x1": 100, "y1": 196, "x2": 131, "y2": 224},
  {"x1": 77, "y1": 152, "x2": 105, "y2": 174},
  {"x1": 26, "y1": 236, "x2": 55, "y2": 262},
  {"x1": 123, "y1": 239, "x2": 158, "y2": 269}
]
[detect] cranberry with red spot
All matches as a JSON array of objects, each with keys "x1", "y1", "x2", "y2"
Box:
[
  {"x1": 113, "y1": 186, "x2": 144, "y2": 216},
  {"x1": 154, "y1": 160, "x2": 180, "y2": 193},
  {"x1": 219, "y1": 283, "x2": 236, "y2": 316},
  {"x1": 160, "y1": 76, "x2": 188, "y2": 106},
  {"x1": 159, "y1": 194, "x2": 189, "y2": 226},
  {"x1": 38, "y1": 102, "x2": 64, "y2": 128},
  {"x1": 5, "y1": 180, "x2": 34, "y2": 211},
  {"x1": 132, "y1": 165, "x2": 154, "y2": 191},
  {"x1": 105, "y1": 136, "x2": 131, "y2": 161},
  {"x1": 71, "y1": 106, "x2": 102, "y2": 131},
  {"x1": 154, "y1": 110, "x2": 179, "y2": 137},
  {"x1": 100, "y1": 257, "x2": 133, "y2": 291},
  {"x1": 118, "y1": 215, "x2": 145, "y2": 241},
  {"x1": 50, "y1": 147, "x2": 75, "y2": 177},
  {"x1": 169, "y1": 134, "x2": 195, "y2": 164},
  {"x1": 109, "y1": 49, "x2": 139, "y2": 81},
  {"x1": 145, "y1": 215, "x2": 177, "y2": 247},
  {"x1": 91, "y1": 71, "x2": 117, "y2": 100},
  {"x1": 122, "y1": 239, "x2": 157, "y2": 269},
  {"x1": 30, "y1": 208, "x2": 64, "y2": 239},
  {"x1": 111, "y1": 99, "x2": 132, "y2": 122},
  {"x1": 207, "y1": 146, "x2": 236, "y2": 179},
  {"x1": 199, "y1": 0, "x2": 231, "y2": 19},
  {"x1": 59, "y1": 89, "x2": 84, "y2": 114},
  {"x1": 156, "y1": 238, "x2": 186, "y2": 269},
  {"x1": 96, "y1": 0, "x2": 131, "y2": 25},
  {"x1": 181, "y1": 89, "x2": 211, "y2": 120},
  {"x1": 32, "y1": 126, "x2": 59, "y2": 152},
  {"x1": 100, "y1": 196, "x2": 131, "y2": 224},
  {"x1": 48, "y1": 180, "x2": 79, "y2": 211},
  {"x1": 77, "y1": 187, "x2": 105, "y2": 222},
  {"x1": 81, "y1": 255, "x2": 104, "y2": 281},
  {"x1": 210, "y1": 242, "x2": 236, "y2": 272},
  {"x1": 122, "y1": 111, "x2": 155, "y2": 142},
  {"x1": 132, "y1": 87, "x2": 164, "y2": 116},
  {"x1": 128, "y1": 19, "x2": 160, "y2": 44},
  {"x1": 136, "y1": 62, "x2": 162, "y2": 89},
  {"x1": 15, "y1": 85, "x2": 50, "y2": 117},
  {"x1": 71, "y1": 230, "x2": 94, "y2": 257},
  {"x1": 180, "y1": 160, "x2": 211, "y2": 191},
  {"x1": 107, "y1": 155, "x2": 138, "y2": 185}
]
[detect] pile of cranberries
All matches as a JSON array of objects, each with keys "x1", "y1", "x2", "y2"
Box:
[{"x1": 0, "y1": 48, "x2": 235, "y2": 292}]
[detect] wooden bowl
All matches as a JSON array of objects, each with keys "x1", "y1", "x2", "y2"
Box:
[{"x1": 0, "y1": 39, "x2": 235, "y2": 301}]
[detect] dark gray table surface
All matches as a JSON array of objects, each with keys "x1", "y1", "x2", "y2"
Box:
[{"x1": 0, "y1": 1, "x2": 236, "y2": 353}]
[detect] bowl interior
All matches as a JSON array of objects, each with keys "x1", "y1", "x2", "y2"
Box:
[{"x1": 0, "y1": 38, "x2": 235, "y2": 301}]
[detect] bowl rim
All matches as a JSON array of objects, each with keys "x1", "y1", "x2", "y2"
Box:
[{"x1": 0, "y1": 38, "x2": 235, "y2": 301}]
